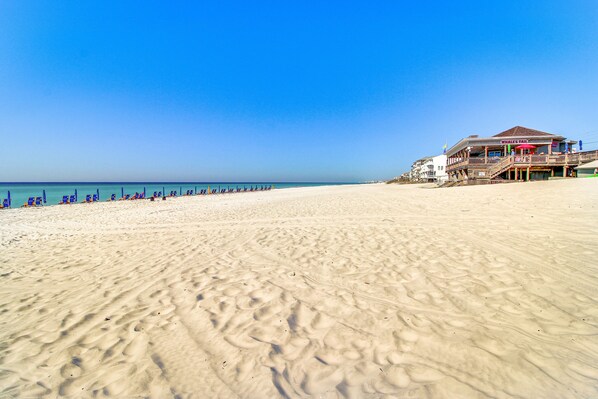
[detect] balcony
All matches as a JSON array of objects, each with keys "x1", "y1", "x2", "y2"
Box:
[{"x1": 447, "y1": 150, "x2": 598, "y2": 172}]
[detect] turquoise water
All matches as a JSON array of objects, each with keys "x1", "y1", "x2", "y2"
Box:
[{"x1": 0, "y1": 182, "x2": 353, "y2": 208}]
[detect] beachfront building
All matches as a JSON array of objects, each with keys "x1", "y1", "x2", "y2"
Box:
[
  {"x1": 445, "y1": 126, "x2": 598, "y2": 182},
  {"x1": 410, "y1": 154, "x2": 447, "y2": 183},
  {"x1": 432, "y1": 154, "x2": 448, "y2": 183},
  {"x1": 575, "y1": 160, "x2": 598, "y2": 178}
]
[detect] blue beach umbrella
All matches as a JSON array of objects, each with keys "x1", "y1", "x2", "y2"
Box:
[
  {"x1": 121, "y1": 187, "x2": 124, "y2": 198},
  {"x1": 162, "y1": 186, "x2": 165, "y2": 196},
  {"x1": 579, "y1": 140, "x2": 583, "y2": 151},
  {"x1": 97, "y1": 188, "x2": 100, "y2": 200},
  {"x1": 195, "y1": 186, "x2": 197, "y2": 194},
  {"x1": 75, "y1": 189, "x2": 78, "y2": 202},
  {"x1": 7, "y1": 191, "x2": 11, "y2": 207},
  {"x1": 43, "y1": 189, "x2": 46, "y2": 204},
  {"x1": 143, "y1": 187, "x2": 146, "y2": 197},
  {"x1": 180, "y1": 186, "x2": 182, "y2": 196}
]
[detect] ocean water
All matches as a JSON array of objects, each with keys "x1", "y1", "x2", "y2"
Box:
[{"x1": 0, "y1": 182, "x2": 353, "y2": 208}]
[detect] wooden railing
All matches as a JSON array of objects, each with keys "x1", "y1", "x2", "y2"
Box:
[
  {"x1": 488, "y1": 156, "x2": 514, "y2": 178},
  {"x1": 448, "y1": 150, "x2": 598, "y2": 173}
]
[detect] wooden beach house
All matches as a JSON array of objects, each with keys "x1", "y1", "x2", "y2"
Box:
[{"x1": 445, "y1": 126, "x2": 598, "y2": 183}]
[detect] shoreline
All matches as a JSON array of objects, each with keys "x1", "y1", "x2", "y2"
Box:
[{"x1": 0, "y1": 182, "x2": 363, "y2": 211}]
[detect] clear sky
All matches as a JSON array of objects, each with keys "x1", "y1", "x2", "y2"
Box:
[{"x1": 1, "y1": 1, "x2": 598, "y2": 182}]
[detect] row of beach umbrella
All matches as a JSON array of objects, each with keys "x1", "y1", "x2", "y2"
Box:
[{"x1": 1, "y1": 185, "x2": 273, "y2": 209}]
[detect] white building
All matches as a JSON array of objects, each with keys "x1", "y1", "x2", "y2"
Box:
[
  {"x1": 410, "y1": 154, "x2": 447, "y2": 183},
  {"x1": 432, "y1": 154, "x2": 448, "y2": 183}
]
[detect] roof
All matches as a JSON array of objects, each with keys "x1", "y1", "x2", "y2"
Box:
[
  {"x1": 574, "y1": 160, "x2": 598, "y2": 170},
  {"x1": 445, "y1": 126, "x2": 569, "y2": 157},
  {"x1": 493, "y1": 126, "x2": 557, "y2": 138}
]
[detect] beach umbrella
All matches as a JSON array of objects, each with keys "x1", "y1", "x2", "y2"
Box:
[
  {"x1": 515, "y1": 144, "x2": 536, "y2": 150},
  {"x1": 179, "y1": 186, "x2": 182, "y2": 196},
  {"x1": 580, "y1": 140, "x2": 583, "y2": 151},
  {"x1": 121, "y1": 187, "x2": 124, "y2": 198},
  {"x1": 7, "y1": 191, "x2": 11, "y2": 207},
  {"x1": 43, "y1": 189, "x2": 46, "y2": 204},
  {"x1": 143, "y1": 187, "x2": 146, "y2": 198},
  {"x1": 97, "y1": 188, "x2": 100, "y2": 200},
  {"x1": 75, "y1": 189, "x2": 78, "y2": 202},
  {"x1": 195, "y1": 186, "x2": 197, "y2": 194},
  {"x1": 162, "y1": 186, "x2": 165, "y2": 196},
  {"x1": 565, "y1": 142, "x2": 569, "y2": 152}
]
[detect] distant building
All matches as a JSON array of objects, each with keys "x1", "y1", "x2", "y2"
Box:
[
  {"x1": 432, "y1": 154, "x2": 448, "y2": 183},
  {"x1": 575, "y1": 160, "x2": 598, "y2": 178},
  {"x1": 446, "y1": 126, "x2": 598, "y2": 182},
  {"x1": 410, "y1": 154, "x2": 447, "y2": 183}
]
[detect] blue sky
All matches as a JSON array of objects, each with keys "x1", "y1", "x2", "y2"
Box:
[{"x1": 1, "y1": 1, "x2": 598, "y2": 182}]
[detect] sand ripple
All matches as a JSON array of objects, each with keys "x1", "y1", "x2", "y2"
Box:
[{"x1": 1, "y1": 180, "x2": 597, "y2": 398}]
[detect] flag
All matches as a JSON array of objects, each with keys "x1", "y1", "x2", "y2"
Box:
[{"x1": 442, "y1": 143, "x2": 447, "y2": 154}]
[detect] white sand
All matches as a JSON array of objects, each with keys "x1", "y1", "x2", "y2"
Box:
[{"x1": 1, "y1": 180, "x2": 597, "y2": 398}]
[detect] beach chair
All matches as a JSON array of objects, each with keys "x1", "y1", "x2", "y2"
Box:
[
  {"x1": 2, "y1": 198, "x2": 9, "y2": 208},
  {"x1": 92, "y1": 194, "x2": 98, "y2": 202},
  {"x1": 23, "y1": 197, "x2": 35, "y2": 207},
  {"x1": 83, "y1": 194, "x2": 91, "y2": 203},
  {"x1": 70, "y1": 195, "x2": 76, "y2": 203},
  {"x1": 59, "y1": 195, "x2": 69, "y2": 204},
  {"x1": 110, "y1": 194, "x2": 116, "y2": 201},
  {"x1": 35, "y1": 197, "x2": 43, "y2": 206},
  {"x1": 158, "y1": 191, "x2": 162, "y2": 197}
]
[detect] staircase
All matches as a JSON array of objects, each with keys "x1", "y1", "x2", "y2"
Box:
[{"x1": 487, "y1": 156, "x2": 513, "y2": 179}]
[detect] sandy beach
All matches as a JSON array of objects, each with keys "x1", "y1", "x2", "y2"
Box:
[{"x1": 1, "y1": 180, "x2": 597, "y2": 398}]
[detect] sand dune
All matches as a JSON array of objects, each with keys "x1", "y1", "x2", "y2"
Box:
[{"x1": 1, "y1": 180, "x2": 597, "y2": 398}]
